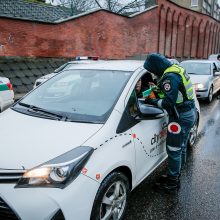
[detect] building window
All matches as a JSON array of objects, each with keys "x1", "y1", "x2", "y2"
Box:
[{"x1": 191, "y1": 0, "x2": 198, "y2": 6}]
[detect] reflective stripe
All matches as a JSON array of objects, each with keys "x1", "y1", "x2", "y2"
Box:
[
  {"x1": 188, "y1": 89, "x2": 193, "y2": 97},
  {"x1": 157, "y1": 99, "x2": 163, "y2": 108},
  {"x1": 167, "y1": 145, "x2": 181, "y2": 151},
  {"x1": 176, "y1": 91, "x2": 183, "y2": 103}
]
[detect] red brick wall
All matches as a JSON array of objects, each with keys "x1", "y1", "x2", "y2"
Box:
[
  {"x1": 157, "y1": 0, "x2": 220, "y2": 59},
  {"x1": 0, "y1": 9, "x2": 158, "y2": 59},
  {"x1": 0, "y1": 0, "x2": 219, "y2": 59}
]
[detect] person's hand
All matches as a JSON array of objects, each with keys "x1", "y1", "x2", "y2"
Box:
[
  {"x1": 148, "y1": 82, "x2": 156, "y2": 87},
  {"x1": 148, "y1": 82, "x2": 157, "y2": 91},
  {"x1": 144, "y1": 98, "x2": 158, "y2": 106}
]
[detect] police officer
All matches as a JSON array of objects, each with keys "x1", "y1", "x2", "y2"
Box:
[{"x1": 143, "y1": 53, "x2": 196, "y2": 193}]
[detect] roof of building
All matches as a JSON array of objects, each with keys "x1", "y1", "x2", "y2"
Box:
[{"x1": 0, "y1": 0, "x2": 71, "y2": 23}]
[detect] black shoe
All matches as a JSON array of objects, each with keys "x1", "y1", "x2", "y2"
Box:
[
  {"x1": 156, "y1": 174, "x2": 169, "y2": 184},
  {"x1": 153, "y1": 176, "x2": 180, "y2": 194}
]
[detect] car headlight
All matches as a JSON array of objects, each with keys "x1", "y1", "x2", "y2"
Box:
[
  {"x1": 193, "y1": 83, "x2": 205, "y2": 90},
  {"x1": 15, "y1": 146, "x2": 94, "y2": 189}
]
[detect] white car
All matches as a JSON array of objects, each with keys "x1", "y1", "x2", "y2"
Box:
[
  {"x1": 0, "y1": 60, "x2": 200, "y2": 220},
  {"x1": 33, "y1": 58, "x2": 101, "y2": 88},
  {"x1": 180, "y1": 60, "x2": 220, "y2": 103},
  {"x1": 0, "y1": 76, "x2": 14, "y2": 112}
]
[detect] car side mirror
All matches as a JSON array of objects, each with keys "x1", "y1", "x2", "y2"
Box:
[
  {"x1": 137, "y1": 100, "x2": 165, "y2": 119},
  {"x1": 214, "y1": 71, "x2": 220, "y2": 76}
]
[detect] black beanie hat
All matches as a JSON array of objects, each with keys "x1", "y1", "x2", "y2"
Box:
[{"x1": 143, "y1": 53, "x2": 172, "y2": 77}]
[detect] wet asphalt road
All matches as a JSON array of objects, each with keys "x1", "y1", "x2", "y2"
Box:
[{"x1": 125, "y1": 94, "x2": 220, "y2": 220}]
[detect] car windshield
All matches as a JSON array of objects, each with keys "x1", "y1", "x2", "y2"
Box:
[
  {"x1": 180, "y1": 62, "x2": 211, "y2": 75},
  {"x1": 16, "y1": 69, "x2": 132, "y2": 123}
]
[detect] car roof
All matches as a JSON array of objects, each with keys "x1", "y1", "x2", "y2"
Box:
[
  {"x1": 66, "y1": 60, "x2": 144, "y2": 72},
  {"x1": 181, "y1": 60, "x2": 215, "y2": 64}
]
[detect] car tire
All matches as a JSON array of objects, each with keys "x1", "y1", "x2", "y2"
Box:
[
  {"x1": 90, "y1": 172, "x2": 130, "y2": 220},
  {"x1": 207, "y1": 86, "x2": 213, "y2": 103},
  {"x1": 188, "y1": 114, "x2": 199, "y2": 148}
]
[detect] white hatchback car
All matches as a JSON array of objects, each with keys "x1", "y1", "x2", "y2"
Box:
[
  {"x1": 33, "y1": 59, "x2": 101, "y2": 89},
  {"x1": 0, "y1": 76, "x2": 14, "y2": 112},
  {"x1": 0, "y1": 61, "x2": 200, "y2": 220}
]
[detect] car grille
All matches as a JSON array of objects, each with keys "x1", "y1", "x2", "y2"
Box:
[
  {"x1": 0, "y1": 197, "x2": 20, "y2": 220},
  {"x1": 0, "y1": 170, "x2": 24, "y2": 183}
]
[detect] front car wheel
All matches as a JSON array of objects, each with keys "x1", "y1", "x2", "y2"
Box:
[
  {"x1": 188, "y1": 115, "x2": 199, "y2": 147},
  {"x1": 207, "y1": 86, "x2": 213, "y2": 103},
  {"x1": 91, "y1": 172, "x2": 130, "y2": 220}
]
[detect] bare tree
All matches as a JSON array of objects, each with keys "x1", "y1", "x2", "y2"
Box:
[
  {"x1": 46, "y1": 0, "x2": 155, "y2": 15},
  {"x1": 46, "y1": 0, "x2": 97, "y2": 15},
  {"x1": 93, "y1": 0, "x2": 150, "y2": 14}
]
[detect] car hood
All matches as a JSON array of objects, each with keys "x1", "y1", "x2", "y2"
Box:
[
  {"x1": 0, "y1": 109, "x2": 102, "y2": 169},
  {"x1": 189, "y1": 74, "x2": 210, "y2": 85}
]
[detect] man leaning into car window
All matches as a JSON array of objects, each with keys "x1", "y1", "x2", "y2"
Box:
[
  {"x1": 143, "y1": 53, "x2": 196, "y2": 194},
  {"x1": 129, "y1": 77, "x2": 156, "y2": 116}
]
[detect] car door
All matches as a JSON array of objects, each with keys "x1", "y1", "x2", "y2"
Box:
[
  {"x1": 125, "y1": 85, "x2": 168, "y2": 185},
  {"x1": 212, "y1": 62, "x2": 220, "y2": 93},
  {"x1": 214, "y1": 62, "x2": 220, "y2": 91}
]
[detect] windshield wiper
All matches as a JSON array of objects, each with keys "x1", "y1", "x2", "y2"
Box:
[
  {"x1": 187, "y1": 72, "x2": 198, "y2": 75},
  {"x1": 18, "y1": 102, "x2": 65, "y2": 120}
]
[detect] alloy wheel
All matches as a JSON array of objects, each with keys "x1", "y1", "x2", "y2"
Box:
[
  {"x1": 208, "y1": 87, "x2": 213, "y2": 103},
  {"x1": 188, "y1": 120, "x2": 198, "y2": 147},
  {"x1": 100, "y1": 181, "x2": 127, "y2": 220}
]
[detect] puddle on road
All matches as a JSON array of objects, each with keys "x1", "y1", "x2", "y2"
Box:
[{"x1": 197, "y1": 118, "x2": 218, "y2": 142}]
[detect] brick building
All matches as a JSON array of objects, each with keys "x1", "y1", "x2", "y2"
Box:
[{"x1": 170, "y1": 0, "x2": 220, "y2": 20}]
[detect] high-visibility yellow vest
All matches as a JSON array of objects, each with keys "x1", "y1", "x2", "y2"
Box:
[{"x1": 158, "y1": 65, "x2": 194, "y2": 104}]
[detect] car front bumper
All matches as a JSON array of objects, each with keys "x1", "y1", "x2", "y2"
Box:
[
  {"x1": 0, "y1": 174, "x2": 99, "y2": 220},
  {"x1": 195, "y1": 89, "x2": 209, "y2": 99}
]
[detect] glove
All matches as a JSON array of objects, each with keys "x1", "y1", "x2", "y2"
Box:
[{"x1": 144, "y1": 98, "x2": 159, "y2": 106}]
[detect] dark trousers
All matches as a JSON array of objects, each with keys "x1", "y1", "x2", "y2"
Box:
[{"x1": 166, "y1": 107, "x2": 196, "y2": 177}]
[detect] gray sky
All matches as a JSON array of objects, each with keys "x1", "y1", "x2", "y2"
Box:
[{"x1": 47, "y1": 0, "x2": 220, "y2": 8}]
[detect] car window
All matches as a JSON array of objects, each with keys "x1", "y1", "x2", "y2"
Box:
[
  {"x1": 180, "y1": 62, "x2": 211, "y2": 75},
  {"x1": 214, "y1": 62, "x2": 220, "y2": 71},
  {"x1": 213, "y1": 63, "x2": 218, "y2": 73},
  {"x1": 18, "y1": 69, "x2": 132, "y2": 123},
  {"x1": 128, "y1": 90, "x2": 139, "y2": 116},
  {"x1": 127, "y1": 73, "x2": 154, "y2": 117}
]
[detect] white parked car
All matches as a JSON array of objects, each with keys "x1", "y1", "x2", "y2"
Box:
[
  {"x1": 33, "y1": 58, "x2": 101, "y2": 88},
  {"x1": 0, "y1": 76, "x2": 14, "y2": 112},
  {"x1": 180, "y1": 60, "x2": 220, "y2": 102},
  {"x1": 0, "y1": 60, "x2": 200, "y2": 220}
]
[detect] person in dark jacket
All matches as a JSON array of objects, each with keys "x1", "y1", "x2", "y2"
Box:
[{"x1": 143, "y1": 53, "x2": 196, "y2": 194}]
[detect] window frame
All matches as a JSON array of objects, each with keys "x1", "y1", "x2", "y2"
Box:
[{"x1": 191, "y1": 0, "x2": 199, "y2": 7}]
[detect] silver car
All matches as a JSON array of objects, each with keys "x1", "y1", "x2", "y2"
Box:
[{"x1": 180, "y1": 60, "x2": 220, "y2": 103}]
